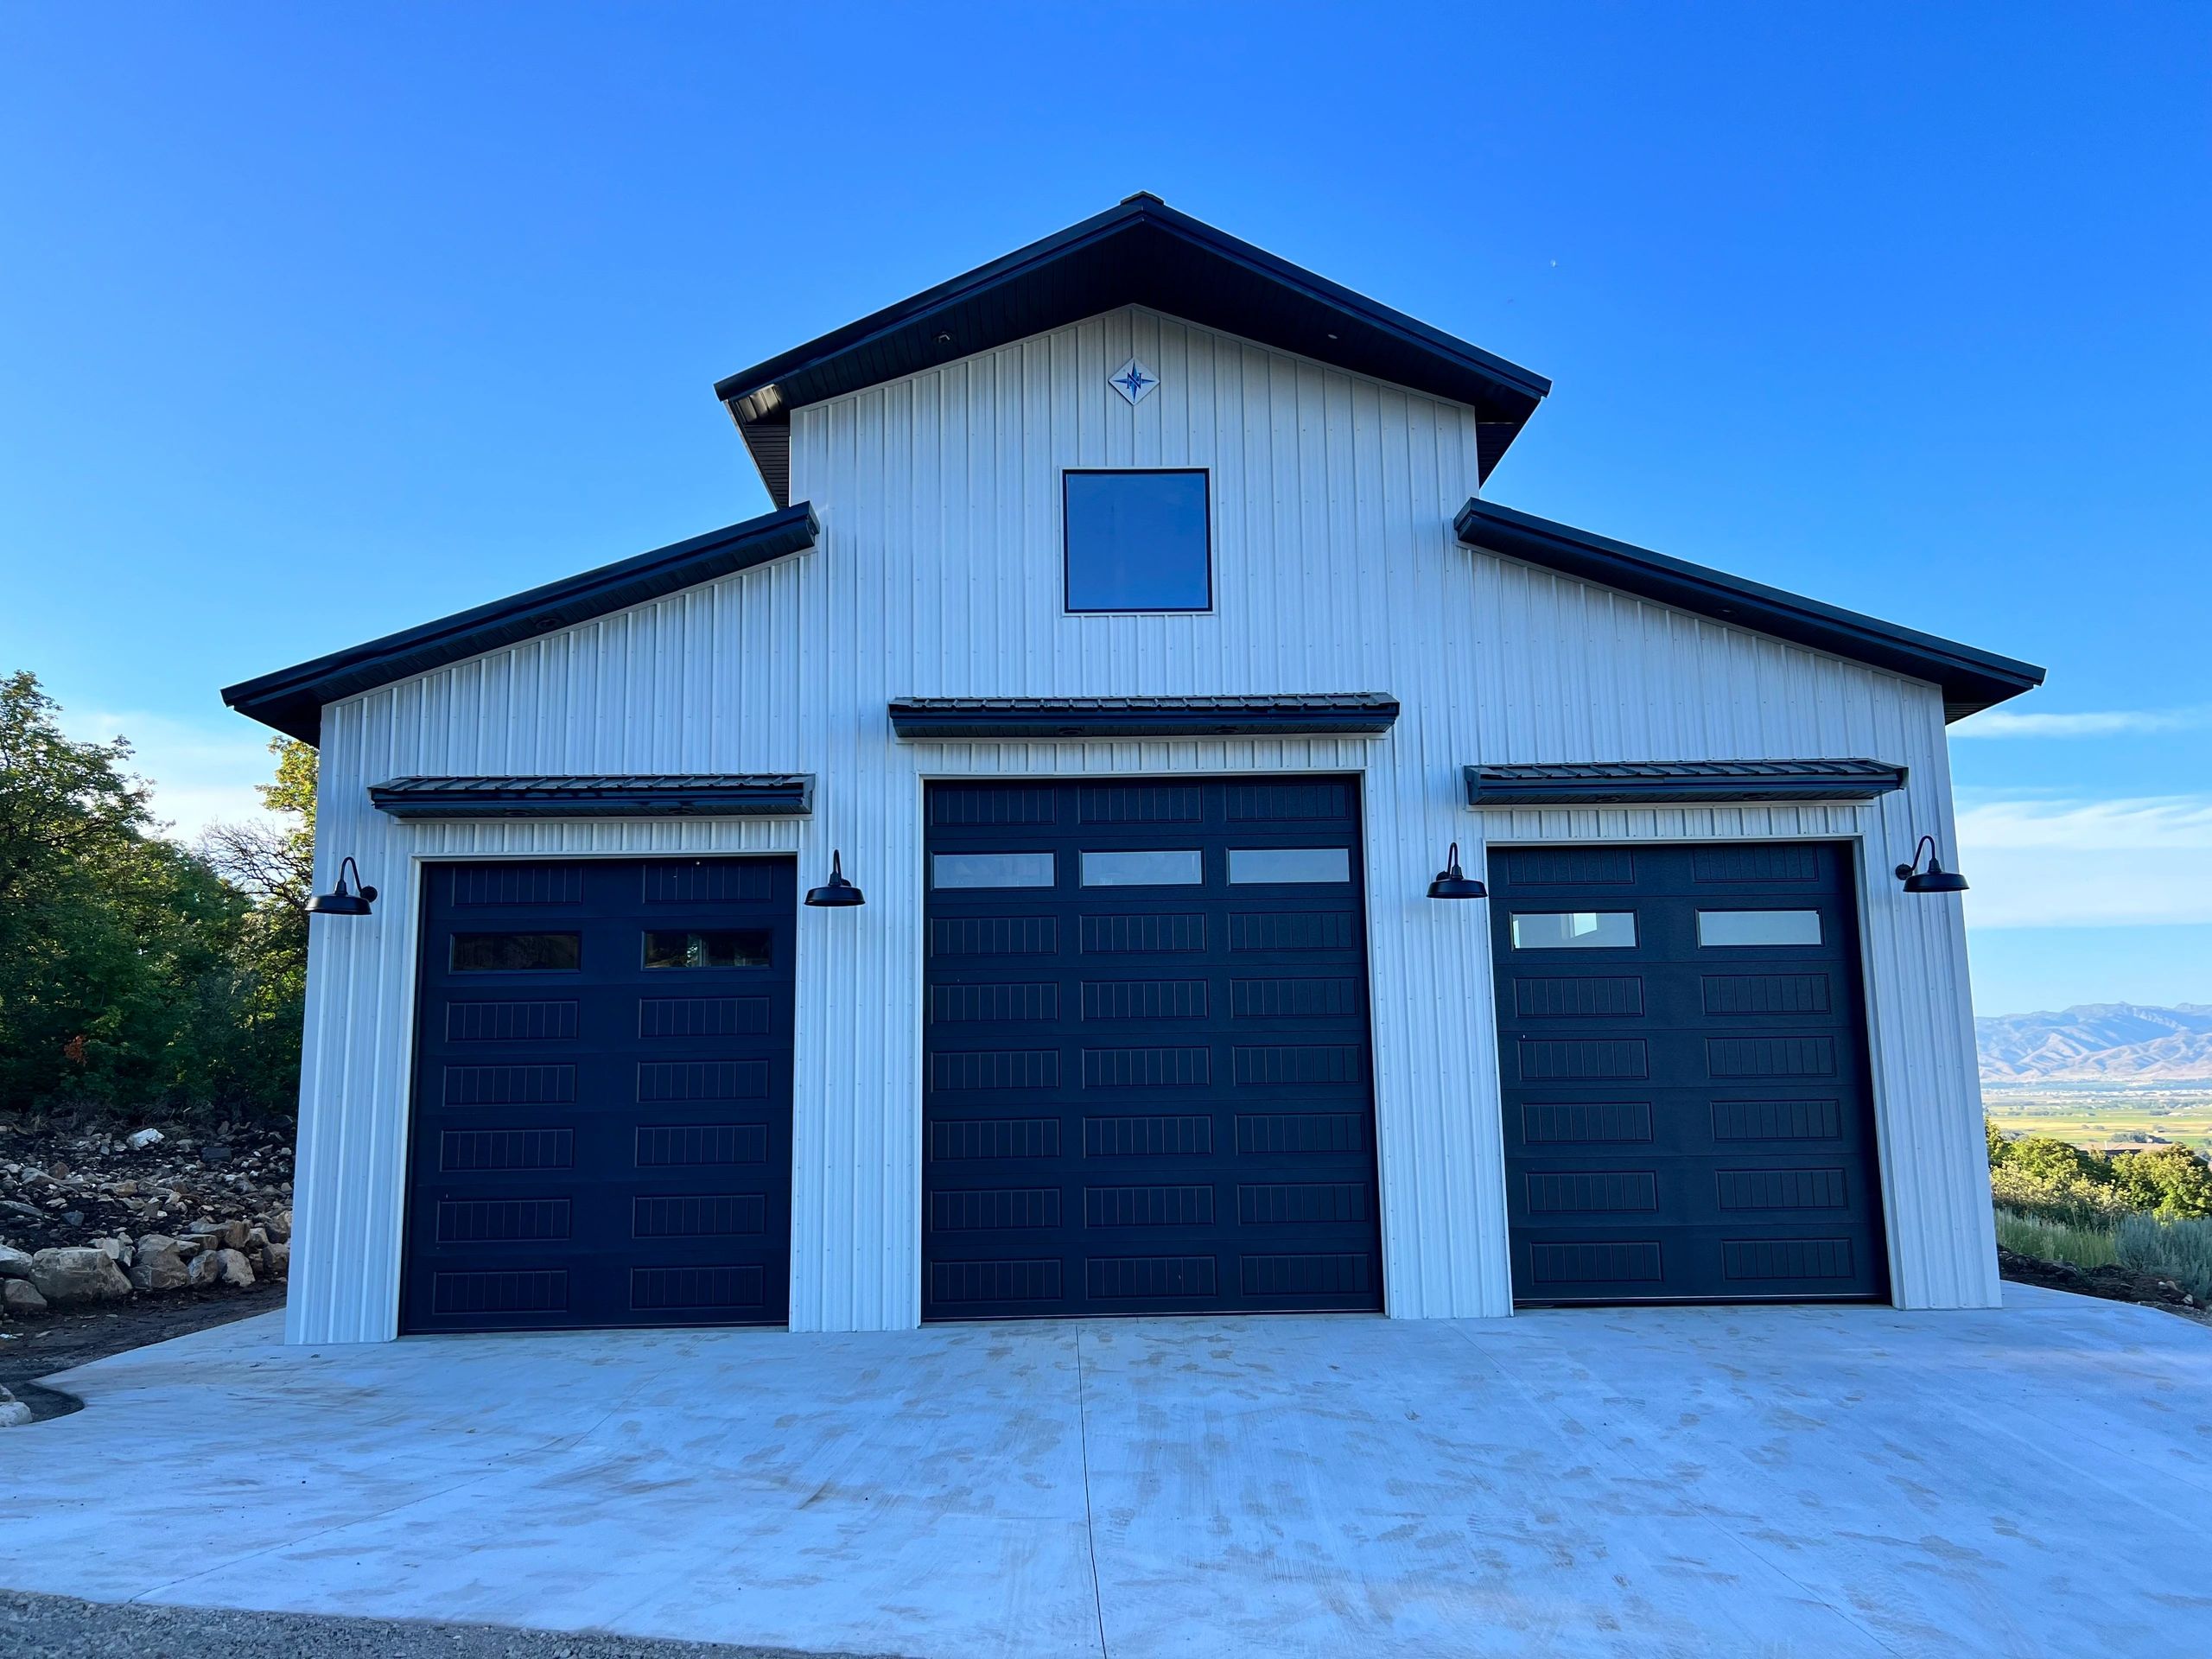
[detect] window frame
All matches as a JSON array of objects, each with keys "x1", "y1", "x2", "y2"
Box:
[{"x1": 1061, "y1": 467, "x2": 1214, "y2": 616}]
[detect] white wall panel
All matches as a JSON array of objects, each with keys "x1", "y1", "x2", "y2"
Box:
[{"x1": 289, "y1": 305, "x2": 1994, "y2": 1343}]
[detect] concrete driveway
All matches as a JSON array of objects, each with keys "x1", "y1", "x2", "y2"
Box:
[{"x1": 3, "y1": 1286, "x2": 2206, "y2": 1658}]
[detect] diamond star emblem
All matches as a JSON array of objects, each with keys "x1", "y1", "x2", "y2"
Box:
[{"x1": 1109, "y1": 356, "x2": 1159, "y2": 405}]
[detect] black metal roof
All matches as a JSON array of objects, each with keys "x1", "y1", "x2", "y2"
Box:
[
  {"x1": 368, "y1": 774, "x2": 814, "y2": 819},
  {"x1": 887, "y1": 694, "x2": 1401, "y2": 742},
  {"x1": 1453, "y1": 499, "x2": 2045, "y2": 721},
  {"x1": 223, "y1": 505, "x2": 818, "y2": 745},
  {"x1": 716, "y1": 195, "x2": 1552, "y2": 505},
  {"x1": 1465, "y1": 758, "x2": 1908, "y2": 808}
]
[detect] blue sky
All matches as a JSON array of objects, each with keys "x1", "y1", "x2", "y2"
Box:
[{"x1": 2, "y1": 4, "x2": 2205, "y2": 1016}]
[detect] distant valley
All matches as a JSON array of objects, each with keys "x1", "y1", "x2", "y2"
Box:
[{"x1": 1978, "y1": 1003, "x2": 2212, "y2": 1084}]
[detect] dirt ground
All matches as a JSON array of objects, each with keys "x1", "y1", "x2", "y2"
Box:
[
  {"x1": 1995, "y1": 1244, "x2": 2209, "y2": 1321},
  {"x1": 0, "y1": 1281, "x2": 283, "y2": 1411}
]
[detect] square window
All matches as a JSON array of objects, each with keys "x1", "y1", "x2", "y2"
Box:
[{"x1": 1064, "y1": 470, "x2": 1211, "y2": 612}]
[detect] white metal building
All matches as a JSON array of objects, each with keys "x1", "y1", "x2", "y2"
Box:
[{"x1": 226, "y1": 195, "x2": 2044, "y2": 1344}]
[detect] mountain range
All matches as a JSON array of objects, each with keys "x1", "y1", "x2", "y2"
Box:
[{"x1": 1977, "y1": 1004, "x2": 2212, "y2": 1084}]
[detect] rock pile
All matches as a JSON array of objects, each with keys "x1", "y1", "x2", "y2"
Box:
[{"x1": 0, "y1": 1116, "x2": 293, "y2": 1322}]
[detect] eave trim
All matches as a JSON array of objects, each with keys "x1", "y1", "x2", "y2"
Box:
[
  {"x1": 221, "y1": 503, "x2": 820, "y2": 747},
  {"x1": 1453, "y1": 498, "x2": 2045, "y2": 721},
  {"x1": 1465, "y1": 758, "x2": 1909, "y2": 807},
  {"x1": 888, "y1": 694, "x2": 1401, "y2": 741},
  {"x1": 368, "y1": 774, "x2": 815, "y2": 820}
]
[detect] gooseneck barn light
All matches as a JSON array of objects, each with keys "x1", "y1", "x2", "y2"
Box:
[
  {"x1": 1896, "y1": 836, "x2": 1969, "y2": 893},
  {"x1": 305, "y1": 855, "x2": 378, "y2": 917},
  {"x1": 1426, "y1": 842, "x2": 1487, "y2": 900},
  {"x1": 804, "y1": 849, "x2": 866, "y2": 908}
]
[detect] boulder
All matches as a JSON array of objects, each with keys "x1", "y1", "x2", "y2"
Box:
[
  {"x1": 260, "y1": 1240, "x2": 290, "y2": 1281},
  {"x1": 29, "y1": 1247, "x2": 130, "y2": 1305},
  {"x1": 125, "y1": 1128, "x2": 163, "y2": 1150},
  {"x1": 0, "y1": 1387, "x2": 31, "y2": 1428},
  {"x1": 267, "y1": 1210, "x2": 293, "y2": 1243},
  {"x1": 212, "y1": 1248, "x2": 255, "y2": 1288},
  {"x1": 128, "y1": 1236, "x2": 190, "y2": 1293},
  {"x1": 0, "y1": 1244, "x2": 32, "y2": 1280},
  {"x1": 92, "y1": 1236, "x2": 133, "y2": 1268},
  {"x1": 2, "y1": 1278, "x2": 46, "y2": 1315}
]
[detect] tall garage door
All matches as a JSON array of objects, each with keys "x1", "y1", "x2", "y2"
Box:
[
  {"x1": 402, "y1": 858, "x2": 795, "y2": 1333},
  {"x1": 922, "y1": 777, "x2": 1384, "y2": 1320},
  {"x1": 1489, "y1": 842, "x2": 1889, "y2": 1305}
]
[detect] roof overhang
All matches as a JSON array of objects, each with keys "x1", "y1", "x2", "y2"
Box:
[
  {"x1": 1454, "y1": 498, "x2": 2044, "y2": 721},
  {"x1": 887, "y1": 694, "x2": 1400, "y2": 742},
  {"x1": 717, "y1": 195, "x2": 1551, "y2": 505},
  {"x1": 1465, "y1": 759, "x2": 1908, "y2": 808},
  {"x1": 222, "y1": 503, "x2": 817, "y2": 745},
  {"x1": 369, "y1": 774, "x2": 814, "y2": 819}
]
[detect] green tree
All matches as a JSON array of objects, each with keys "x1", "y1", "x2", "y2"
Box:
[
  {"x1": 0, "y1": 673, "x2": 307, "y2": 1116},
  {"x1": 2111, "y1": 1145, "x2": 2212, "y2": 1220},
  {"x1": 0, "y1": 673, "x2": 253, "y2": 1109},
  {"x1": 198, "y1": 737, "x2": 316, "y2": 1102}
]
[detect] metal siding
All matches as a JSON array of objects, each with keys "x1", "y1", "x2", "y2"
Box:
[{"x1": 289, "y1": 303, "x2": 1993, "y2": 1344}]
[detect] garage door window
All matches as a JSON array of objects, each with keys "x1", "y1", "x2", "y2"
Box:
[
  {"x1": 1228, "y1": 848, "x2": 1351, "y2": 884},
  {"x1": 932, "y1": 852, "x2": 1056, "y2": 889},
  {"x1": 1081, "y1": 849, "x2": 1204, "y2": 887},
  {"x1": 451, "y1": 931, "x2": 582, "y2": 972},
  {"x1": 1697, "y1": 909, "x2": 1822, "y2": 946},
  {"x1": 1510, "y1": 912, "x2": 1637, "y2": 950},
  {"x1": 644, "y1": 929, "x2": 772, "y2": 969}
]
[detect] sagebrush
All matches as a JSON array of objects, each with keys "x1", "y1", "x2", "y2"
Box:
[{"x1": 2116, "y1": 1214, "x2": 2212, "y2": 1301}]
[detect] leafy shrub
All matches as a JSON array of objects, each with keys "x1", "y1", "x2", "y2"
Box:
[
  {"x1": 1987, "y1": 1160, "x2": 2133, "y2": 1230},
  {"x1": 1986, "y1": 1122, "x2": 2212, "y2": 1225},
  {"x1": 1993, "y1": 1207, "x2": 2118, "y2": 1271},
  {"x1": 2116, "y1": 1214, "x2": 2212, "y2": 1302},
  {"x1": 2109, "y1": 1145, "x2": 2212, "y2": 1220}
]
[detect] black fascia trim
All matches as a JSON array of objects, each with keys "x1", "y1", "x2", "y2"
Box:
[
  {"x1": 221, "y1": 503, "x2": 818, "y2": 746},
  {"x1": 1465, "y1": 759, "x2": 1908, "y2": 807},
  {"x1": 369, "y1": 774, "x2": 815, "y2": 820},
  {"x1": 716, "y1": 197, "x2": 1553, "y2": 503},
  {"x1": 1453, "y1": 498, "x2": 2044, "y2": 721},
  {"x1": 887, "y1": 694, "x2": 1400, "y2": 741}
]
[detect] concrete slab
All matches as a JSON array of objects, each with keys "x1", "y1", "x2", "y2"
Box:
[{"x1": 2, "y1": 1287, "x2": 2205, "y2": 1657}]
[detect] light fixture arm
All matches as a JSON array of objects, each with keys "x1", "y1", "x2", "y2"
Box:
[{"x1": 1895, "y1": 835, "x2": 1939, "y2": 882}]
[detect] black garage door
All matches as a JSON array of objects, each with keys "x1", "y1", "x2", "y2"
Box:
[
  {"x1": 1490, "y1": 842, "x2": 1889, "y2": 1305},
  {"x1": 922, "y1": 777, "x2": 1384, "y2": 1320},
  {"x1": 402, "y1": 858, "x2": 795, "y2": 1333}
]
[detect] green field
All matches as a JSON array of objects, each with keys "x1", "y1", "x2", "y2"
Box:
[{"x1": 1983, "y1": 1087, "x2": 2212, "y2": 1154}]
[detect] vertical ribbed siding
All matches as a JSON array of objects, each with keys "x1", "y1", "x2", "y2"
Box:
[{"x1": 287, "y1": 303, "x2": 1994, "y2": 1343}]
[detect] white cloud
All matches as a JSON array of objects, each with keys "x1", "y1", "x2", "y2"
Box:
[
  {"x1": 1952, "y1": 705, "x2": 2212, "y2": 740},
  {"x1": 1954, "y1": 795, "x2": 2212, "y2": 928},
  {"x1": 59, "y1": 708, "x2": 283, "y2": 842}
]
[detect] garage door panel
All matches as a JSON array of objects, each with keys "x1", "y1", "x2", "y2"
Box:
[
  {"x1": 924, "y1": 778, "x2": 1382, "y2": 1320},
  {"x1": 1491, "y1": 841, "x2": 1888, "y2": 1305},
  {"x1": 404, "y1": 857, "x2": 795, "y2": 1334}
]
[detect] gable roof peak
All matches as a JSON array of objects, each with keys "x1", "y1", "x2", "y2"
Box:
[{"x1": 715, "y1": 197, "x2": 1550, "y2": 505}]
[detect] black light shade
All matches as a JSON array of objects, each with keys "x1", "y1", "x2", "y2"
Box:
[
  {"x1": 1896, "y1": 835, "x2": 1968, "y2": 894},
  {"x1": 804, "y1": 849, "x2": 865, "y2": 908},
  {"x1": 1427, "y1": 841, "x2": 1487, "y2": 900},
  {"x1": 306, "y1": 856, "x2": 378, "y2": 916}
]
